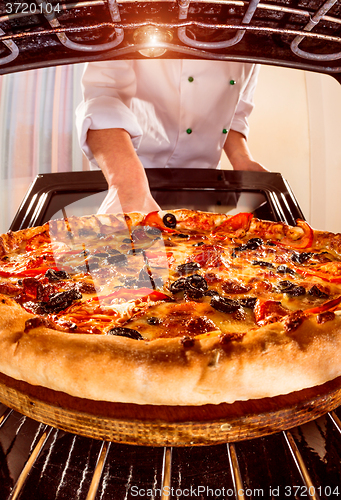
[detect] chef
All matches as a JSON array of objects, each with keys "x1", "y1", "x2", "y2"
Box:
[{"x1": 76, "y1": 59, "x2": 267, "y2": 214}]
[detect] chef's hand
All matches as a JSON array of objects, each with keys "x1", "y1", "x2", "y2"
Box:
[
  {"x1": 87, "y1": 128, "x2": 160, "y2": 214},
  {"x1": 98, "y1": 186, "x2": 160, "y2": 214},
  {"x1": 224, "y1": 130, "x2": 269, "y2": 172}
]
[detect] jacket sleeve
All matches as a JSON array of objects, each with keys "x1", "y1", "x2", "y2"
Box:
[
  {"x1": 75, "y1": 61, "x2": 143, "y2": 167},
  {"x1": 230, "y1": 64, "x2": 260, "y2": 140}
]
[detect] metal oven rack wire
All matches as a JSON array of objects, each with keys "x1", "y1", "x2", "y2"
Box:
[
  {"x1": 2, "y1": 169, "x2": 341, "y2": 500},
  {"x1": 0, "y1": 0, "x2": 340, "y2": 79},
  {"x1": 2, "y1": 405, "x2": 341, "y2": 499}
]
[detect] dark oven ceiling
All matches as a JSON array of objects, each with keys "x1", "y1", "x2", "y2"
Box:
[{"x1": 0, "y1": 0, "x2": 340, "y2": 80}]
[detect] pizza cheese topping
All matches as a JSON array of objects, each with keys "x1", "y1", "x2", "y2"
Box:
[{"x1": 0, "y1": 210, "x2": 341, "y2": 344}]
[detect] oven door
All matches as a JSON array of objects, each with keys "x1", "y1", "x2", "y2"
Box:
[{"x1": 10, "y1": 169, "x2": 304, "y2": 231}]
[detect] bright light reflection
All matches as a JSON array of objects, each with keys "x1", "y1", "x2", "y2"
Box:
[{"x1": 133, "y1": 26, "x2": 173, "y2": 57}]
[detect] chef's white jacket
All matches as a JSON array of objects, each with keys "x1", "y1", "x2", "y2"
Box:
[{"x1": 76, "y1": 59, "x2": 260, "y2": 170}]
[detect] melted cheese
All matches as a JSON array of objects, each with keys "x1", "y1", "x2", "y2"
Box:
[{"x1": 1, "y1": 215, "x2": 341, "y2": 340}]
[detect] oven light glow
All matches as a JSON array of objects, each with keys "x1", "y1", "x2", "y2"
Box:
[{"x1": 133, "y1": 26, "x2": 173, "y2": 57}]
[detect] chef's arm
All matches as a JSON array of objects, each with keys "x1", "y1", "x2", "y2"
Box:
[
  {"x1": 224, "y1": 130, "x2": 268, "y2": 172},
  {"x1": 87, "y1": 128, "x2": 160, "y2": 214}
]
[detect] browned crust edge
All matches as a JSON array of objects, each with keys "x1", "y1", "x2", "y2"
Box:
[{"x1": 0, "y1": 295, "x2": 341, "y2": 405}]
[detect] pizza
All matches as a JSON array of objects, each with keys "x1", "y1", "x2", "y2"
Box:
[{"x1": 0, "y1": 209, "x2": 341, "y2": 407}]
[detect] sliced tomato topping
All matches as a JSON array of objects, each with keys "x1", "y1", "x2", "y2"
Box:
[
  {"x1": 254, "y1": 299, "x2": 289, "y2": 324},
  {"x1": 141, "y1": 212, "x2": 177, "y2": 233},
  {"x1": 192, "y1": 244, "x2": 225, "y2": 268},
  {"x1": 212, "y1": 213, "x2": 253, "y2": 234}
]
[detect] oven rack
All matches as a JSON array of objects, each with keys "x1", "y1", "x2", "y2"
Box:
[
  {"x1": 1, "y1": 403, "x2": 341, "y2": 500},
  {"x1": 0, "y1": 0, "x2": 340, "y2": 78}
]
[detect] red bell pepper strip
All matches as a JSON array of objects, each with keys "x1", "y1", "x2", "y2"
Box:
[
  {"x1": 0, "y1": 266, "x2": 60, "y2": 278},
  {"x1": 296, "y1": 268, "x2": 341, "y2": 284},
  {"x1": 89, "y1": 288, "x2": 170, "y2": 303},
  {"x1": 304, "y1": 295, "x2": 341, "y2": 316},
  {"x1": 141, "y1": 211, "x2": 177, "y2": 233}
]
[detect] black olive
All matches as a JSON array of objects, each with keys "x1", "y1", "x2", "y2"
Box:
[
  {"x1": 204, "y1": 289, "x2": 219, "y2": 297},
  {"x1": 238, "y1": 297, "x2": 257, "y2": 309},
  {"x1": 232, "y1": 238, "x2": 264, "y2": 258},
  {"x1": 278, "y1": 280, "x2": 295, "y2": 289},
  {"x1": 278, "y1": 281, "x2": 305, "y2": 296},
  {"x1": 291, "y1": 252, "x2": 313, "y2": 264},
  {"x1": 193, "y1": 242, "x2": 204, "y2": 247},
  {"x1": 73, "y1": 264, "x2": 89, "y2": 274},
  {"x1": 76, "y1": 281, "x2": 96, "y2": 294},
  {"x1": 276, "y1": 265, "x2": 296, "y2": 275},
  {"x1": 169, "y1": 274, "x2": 207, "y2": 296},
  {"x1": 184, "y1": 289, "x2": 205, "y2": 300},
  {"x1": 246, "y1": 238, "x2": 264, "y2": 249},
  {"x1": 144, "y1": 226, "x2": 161, "y2": 236},
  {"x1": 39, "y1": 289, "x2": 82, "y2": 314},
  {"x1": 87, "y1": 257, "x2": 100, "y2": 270},
  {"x1": 162, "y1": 213, "x2": 177, "y2": 229},
  {"x1": 252, "y1": 261, "x2": 275, "y2": 269},
  {"x1": 147, "y1": 317, "x2": 162, "y2": 325},
  {"x1": 107, "y1": 248, "x2": 122, "y2": 255},
  {"x1": 153, "y1": 277, "x2": 164, "y2": 288},
  {"x1": 235, "y1": 238, "x2": 263, "y2": 252},
  {"x1": 78, "y1": 228, "x2": 95, "y2": 237},
  {"x1": 124, "y1": 277, "x2": 139, "y2": 288},
  {"x1": 186, "y1": 274, "x2": 208, "y2": 293},
  {"x1": 127, "y1": 248, "x2": 145, "y2": 255},
  {"x1": 290, "y1": 286, "x2": 306, "y2": 297},
  {"x1": 308, "y1": 285, "x2": 329, "y2": 299},
  {"x1": 107, "y1": 254, "x2": 128, "y2": 265},
  {"x1": 49, "y1": 289, "x2": 82, "y2": 306},
  {"x1": 140, "y1": 276, "x2": 163, "y2": 289},
  {"x1": 169, "y1": 277, "x2": 188, "y2": 293},
  {"x1": 176, "y1": 233, "x2": 190, "y2": 239},
  {"x1": 122, "y1": 238, "x2": 132, "y2": 244},
  {"x1": 210, "y1": 295, "x2": 241, "y2": 314},
  {"x1": 45, "y1": 269, "x2": 70, "y2": 282},
  {"x1": 139, "y1": 267, "x2": 150, "y2": 282},
  {"x1": 176, "y1": 262, "x2": 201, "y2": 275},
  {"x1": 93, "y1": 252, "x2": 110, "y2": 258},
  {"x1": 107, "y1": 327, "x2": 144, "y2": 340}
]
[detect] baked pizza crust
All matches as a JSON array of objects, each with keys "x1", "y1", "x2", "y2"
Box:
[{"x1": 1, "y1": 294, "x2": 341, "y2": 405}]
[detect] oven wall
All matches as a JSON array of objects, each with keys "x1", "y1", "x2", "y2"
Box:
[
  {"x1": 222, "y1": 65, "x2": 341, "y2": 233},
  {"x1": 0, "y1": 63, "x2": 340, "y2": 234},
  {"x1": 0, "y1": 64, "x2": 88, "y2": 233}
]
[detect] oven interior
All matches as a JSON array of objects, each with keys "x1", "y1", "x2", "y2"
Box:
[
  {"x1": 1, "y1": 0, "x2": 341, "y2": 498},
  {"x1": 2, "y1": 169, "x2": 341, "y2": 500}
]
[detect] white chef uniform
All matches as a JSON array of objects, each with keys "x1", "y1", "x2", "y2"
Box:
[{"x1": 76, "y1": 59, "x2": 260, "y2": 170}]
